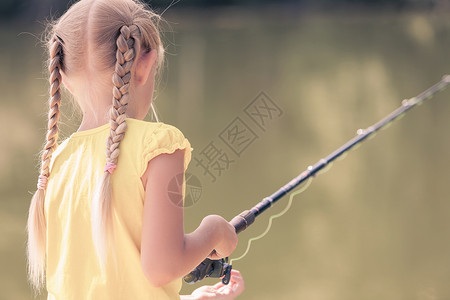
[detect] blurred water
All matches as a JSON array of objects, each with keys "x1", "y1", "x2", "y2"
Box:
[{"x1": 1, "y1": 8, "x2": 450, "y2": 300}]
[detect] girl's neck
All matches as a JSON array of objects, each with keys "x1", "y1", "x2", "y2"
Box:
[
  {"x1": 77, "y1": 107, "x2": 141, "y2": 132},
  {"x1": 77, "y1": 101, "x2": 110, "y2": 132},
  {"x1": 77, "y1": 118, "x2": 108, "y2": 132}
]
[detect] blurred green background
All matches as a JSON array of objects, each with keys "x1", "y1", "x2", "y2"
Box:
[{"x1": 1, "y1": 0, "x2": 450, "y2": 299}]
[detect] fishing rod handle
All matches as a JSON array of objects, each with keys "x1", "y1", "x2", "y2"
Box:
[
  {"x1": 209, "y1": 209, "x2": 256, "y2": 257},
  {"x1": 230, "y1": 209, "x2": 256, "y2": 234}
]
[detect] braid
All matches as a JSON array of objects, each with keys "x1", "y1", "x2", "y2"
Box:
[
  {"x1": 92, "y1": 24, "x2": 141, "y2": 269},
  {"x1": 107, "y1": 25, "x2": 137, "y2": 164},
  {"x1": 43, "y1": 38, "x2": 63, "y2": 179},
  {"x1": 27, "y1": 36, "x2": 62, "y2": 292}
]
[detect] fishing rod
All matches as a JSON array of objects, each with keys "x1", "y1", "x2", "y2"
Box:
[{"x1": 183, "y1": 75, "x2": 450, "y2": 285}]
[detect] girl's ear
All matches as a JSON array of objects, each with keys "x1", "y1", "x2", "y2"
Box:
[{"x1": 134, "y1": 49, "x2": 157, "y2": 87}]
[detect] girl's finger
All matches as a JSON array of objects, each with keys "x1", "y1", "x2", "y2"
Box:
[
  {"x1": 222, "y1": 287, "x2": 232, "y2": 296},
  {"x1": 229, "y1": 269, "x2": 241, "y2": 276},
  {"x1": 217, "y1": 286, "x2": 228, "y2": 293},
  {"x1": 229, "y1": 274, "x2": 243, "y2": 284},
  {"x1": 229, "y1": 269, "x2": 243, "y2": 281},
  {"x1": 230, "y1": 274, "x2": 242, "y2": 281},
  {"x1": 230, "y1": 278, "x2": 245, "y2": 295}
]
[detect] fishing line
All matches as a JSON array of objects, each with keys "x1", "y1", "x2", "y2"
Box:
[
  {"x1": 230, "y1": 178, "x2": 313, "y2": 264},
  {"x1": 336, "y1": 151, "x2": 349, "y2": 161},
  {"x1": 317, "y1": 161, "x2": 334, "y2": 175},
  {"x1": 150, "y1": 103, "x2": 160, "y2": 122}
]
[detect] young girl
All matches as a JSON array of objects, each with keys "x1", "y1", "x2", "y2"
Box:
[{"x1": 26, "y1": 0, "x2": 244, "y2": 299}]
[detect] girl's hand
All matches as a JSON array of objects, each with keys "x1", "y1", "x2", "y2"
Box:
[
  {"x1": 190, "y1": 270, "x2": 245, "y2": 300},
  {"x1": 204, "y1": 216, "x2": 238, "y2": 260}
]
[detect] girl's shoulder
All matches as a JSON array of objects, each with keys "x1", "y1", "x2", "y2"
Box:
[
  {"x1": 124, "y1": 118, "x2": 193, "y2": 175},
  {"x1": 125, "y1": 118, "x2": 189, "y2": 146}
]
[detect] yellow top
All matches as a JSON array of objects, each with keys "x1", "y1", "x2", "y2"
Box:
[{"x1": 44, "y1": 118, "x2": 193, "y2": 300}]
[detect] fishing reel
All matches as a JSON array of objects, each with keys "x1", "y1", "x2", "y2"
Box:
[{"x1": 183, "y1": 257, "x2": 232, "y2": 285}]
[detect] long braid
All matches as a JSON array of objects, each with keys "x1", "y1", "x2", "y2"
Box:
[
  {"x1": 27, "y1": 36, "x2": 62, "y2": 292},
  {"x1": 91, "y1": 24, "x2": 141, "y2": 269}
]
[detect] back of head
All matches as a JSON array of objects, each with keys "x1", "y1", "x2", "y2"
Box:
[
  {"x1": 52, "y1": 0, "x2": 164, "y2": 85},
  {"x1": 27, "y1": 0, "x2": 165, "y2": 293}
]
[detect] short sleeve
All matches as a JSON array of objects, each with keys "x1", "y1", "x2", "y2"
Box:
[{"x1": 140, "y1": 123, "x2": 193, "y2": 177}]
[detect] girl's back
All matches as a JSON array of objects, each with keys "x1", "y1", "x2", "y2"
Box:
[{"x1": 45, "y1": 119, "x2": 191, "y2": 299}]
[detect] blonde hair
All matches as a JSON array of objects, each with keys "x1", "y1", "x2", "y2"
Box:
[{"x1": 27, "y1": 0, "x2": 164, "y2": 292}]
